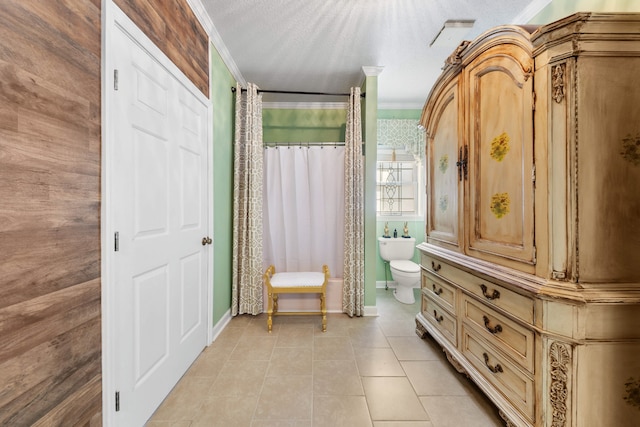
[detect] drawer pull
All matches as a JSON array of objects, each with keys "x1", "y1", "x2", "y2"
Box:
[
  {"x1": 433, "y1": 310, "x2": 444, "y2": 323},
  {"x1": 480, "y1": 284, "x2": 500, "y2": 300},
  {"x1": 431, "y1": 261, "x2": 441, "y2": 272},
  {"x1": 432, "y1": 284, "x2": 443, "y2": 295},
  {"x1": 483, "y1": 315, "x2": 503, "y2": 334},
  {"x1": 483, "y1": 352, "x2": 503, "y2": 374}
]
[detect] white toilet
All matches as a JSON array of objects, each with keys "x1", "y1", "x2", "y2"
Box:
[{"x1": 378, "y1": 236, "x2": 421, "y2": 304}]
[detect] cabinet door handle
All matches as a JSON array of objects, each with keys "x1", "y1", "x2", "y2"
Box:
[
  {"x1": 431, "y1": 261, "x2": 441, "y2": 272},
  {"x1": 462, "y1": 145, "x2": 468, "y2": 180},
  {"x1": 455, "y1": 145, "x2": 469, "y2": 181},
  {"x1": 456, "y1": 146, "x2": 463, "y2": 181},
  {"x1": 480, "y1": 284, "x2": 500, "y2": 300},
  {"x1": 483, "y1": 315, "x2": 503, "y2": 334},
  {"x1": 432, "y1": 284, "x2": 443, "y2": 295},
  {"x1": 433, "y1": 310, "x2": 444, "y2": 323},
  {"x1": 483, "y1": 352, "x2": 503, "y2": 373}
]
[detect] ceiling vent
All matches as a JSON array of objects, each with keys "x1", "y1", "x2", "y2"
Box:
[{"x1": 430, "y1": 19, "x2": 475, "y2": 47}]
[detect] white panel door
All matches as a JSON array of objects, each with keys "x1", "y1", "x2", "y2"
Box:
[{"x1": 110, "y1": 22, "x2": 209, "y2": 427}]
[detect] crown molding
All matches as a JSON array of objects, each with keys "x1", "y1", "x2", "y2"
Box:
[
  {"x1": 511, "y1": 0, "x2": 553, "y2": 24},
  {"x1": 186, "y1": 0, "x2": 247, "y2": 86},
  {"x1": 362, "y1": 66, "x2": 385, "y2": 77},
  {"x1": 378, "y1": 101, "x2": 425, "y2": 110}
]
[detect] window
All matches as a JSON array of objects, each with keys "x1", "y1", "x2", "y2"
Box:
[
  {"x1": 376, "y1": 158, "x2": 421, "y2": 218},
  {"x1": 376, "y1": 119, "x2": 425, "y2": 219}
]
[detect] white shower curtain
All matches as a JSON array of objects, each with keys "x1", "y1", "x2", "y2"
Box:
[
  {"x1": 263, "y1": 146, "x2": 345, "y2": 277},
  {"x1": 232, "y1": 83, "x2": 264, "y2": 316},
  {"x1": 343, "y1": 87, "x2": 365, "y2": 317}
]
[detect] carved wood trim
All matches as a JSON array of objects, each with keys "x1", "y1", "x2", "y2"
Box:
[
  {"x1": 415, "y1": 318, "x2": 428, "y2": 338},
  {"x1": 549, "y1": 341, "x2": 571, "y2": 427},
  {"x1": 499, "y1": 410, "x2": 517, "y2": 427},
  {"x1": 552, "y1": 63, "x2": 566, "y2": 103},
  {"x1": 445, "y1": 40, "x2": 471, "y2": 66},
  {"x1": 444, "y1": 348, "x2": 467, "y2": 374}
]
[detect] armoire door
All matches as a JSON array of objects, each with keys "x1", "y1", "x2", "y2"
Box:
[
  {"x1": 465, "y1": 46, "x2": 536, "y2": 270},
  {"x1": 426, "y1": 78, "x2": 463, "y2": 251}
]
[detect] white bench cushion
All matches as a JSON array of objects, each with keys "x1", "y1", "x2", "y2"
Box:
[{"x1": 270, "y1": 272, "x2": 325, "y2": 288}]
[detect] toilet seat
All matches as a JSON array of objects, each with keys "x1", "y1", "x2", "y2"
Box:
[{"x1": 390, "y1": 260, "x2": 420, "y2": 274}]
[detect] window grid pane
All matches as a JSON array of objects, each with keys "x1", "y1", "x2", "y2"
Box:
[{"x1": 376, "y1": 161, "x2": 418, "y2": 216}]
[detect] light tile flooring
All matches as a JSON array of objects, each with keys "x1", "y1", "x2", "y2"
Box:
[{"x1": 147, "y1": 288, "x2": 504, "y2": 427}]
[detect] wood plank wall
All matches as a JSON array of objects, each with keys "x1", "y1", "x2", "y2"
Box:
[
  {"x1": 0, "y1": 0, "x2": 209, "y2": 425},
  {"x1": 0, "y1": 0, "x2": 103, "y2": 425},
  {"x1": 114, "y1": 0, "x2": 210, "y2": 96}
]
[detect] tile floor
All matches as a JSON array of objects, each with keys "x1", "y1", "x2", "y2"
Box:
[{"x1": 147, "y1": 288, "x2": 504, "y2": 427}]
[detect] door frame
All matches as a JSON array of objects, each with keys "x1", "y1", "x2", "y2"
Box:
[{"x1": 101, "y1": 2, "x2": 214, "y2": 425}]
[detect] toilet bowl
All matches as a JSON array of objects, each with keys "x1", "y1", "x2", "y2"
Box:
[
  {"x1": 378, "y1": 237, "x2": 421, "y2": 304},
  {"x1": 389, "y1": 259, "x2": 421, "y2": 304}
]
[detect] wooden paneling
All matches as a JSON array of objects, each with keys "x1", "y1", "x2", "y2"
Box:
[
  {"x1": 114, "y1": 0, "x2": 210, "y2": 96},
  {"x1": 0, "y1": 0, "x2": 209, "y2": 423},
  {"x1": 0, "y1": 0, "x2": 102, "y2": 425}
]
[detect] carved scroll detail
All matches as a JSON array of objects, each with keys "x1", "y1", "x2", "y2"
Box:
[
  {"x1": 499, "y1": 410, "x2": 517, "y2": 427},
  {"x1": 415, "y1": 318, "x2": 428, "y2": 339},
  {"x1": 549, "y1": 341, "x2": 571, "y2": 427},
  {"x1": 552, "y1": 64, "x2": 566, "y2": 103},
  {"x1": 445, "y1": 41, "x2": 471, "y2": 66},
  {"x1": 444, "y1": 348, "x2": 467, "y2": 375}
]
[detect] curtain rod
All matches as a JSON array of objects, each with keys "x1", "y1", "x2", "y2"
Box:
[
  {"x1": 264, "y1": 141, "x2": 345, "y2": 147},
  {"x1": 231, "y1": 87, "x2": 365, "y2": 98}
]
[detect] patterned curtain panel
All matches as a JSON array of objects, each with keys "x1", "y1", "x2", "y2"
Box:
[
  {"x1": 342, "y1": 87, "x2": 365, "y2": 317},
  {"x1": 232, "y1": 83, "x2": 264, "y2": 315}
]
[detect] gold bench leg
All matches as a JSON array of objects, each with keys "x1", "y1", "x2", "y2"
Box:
[
  {"x1": 267, "y1": 291, "x2": 274, "y2": 333},
  {"x1": 320, "y1": 292, "x2": 327, "y2": 332}
]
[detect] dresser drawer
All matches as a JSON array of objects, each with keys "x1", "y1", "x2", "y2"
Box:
[
  {"x1": 422, "y1": 296, "x2": 457, "y2": 347},
  {"x1": 461, "y1": 326, "x2": 534, "y2": 421},
  {"x1": 459, "y1": 276, "x2": 533, "y2": 324},
  {"x1": 422, "y1": 270, "x2": 456, "y2": 313},
  {"x1": 422, "y1": 253, "x2": 453, "y2": 277},
  {"x1": 422, "y1": 254, "x2": 534, "y2": 324},
  {"x1": 461, "y1": 294, "x2": 535, "y2": 373}
]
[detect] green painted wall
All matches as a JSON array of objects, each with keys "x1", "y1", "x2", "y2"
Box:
[
  {"x1": 263, "y1": 108, "x2": 347, "y2": 143},
  {"x1": 210, "y1": 45, "x2": 236, "y2": 326},
  {"x1": 530, "y1": 0, "x2": 640, "y2": 24},
  {"x1": 363, "y1": 77, "x2": 379, "y2": 308}
]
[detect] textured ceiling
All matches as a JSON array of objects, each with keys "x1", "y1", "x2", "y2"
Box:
[{"x1": 201, "y1": 0, "x2": 549, "y2": 108}]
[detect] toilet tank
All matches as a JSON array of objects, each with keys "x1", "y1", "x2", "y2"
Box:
[{"x1": 378, "y1": 237, "x2": 416, "y2": 261}]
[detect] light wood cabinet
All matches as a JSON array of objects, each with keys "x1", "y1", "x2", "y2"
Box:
[
  {"x1": 424, "y1": 28, "x2": 537, "y2": 273},
  {"x1": 417, "y1": 13, "x2": 640, "y2": 427}
]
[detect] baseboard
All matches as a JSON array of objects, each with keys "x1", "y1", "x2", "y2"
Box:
[
  {"x1": 377, "y1": 280, "x2": 397, "y2": 288},
  {"x1": 364, "y1": 305, "x2": 378, "y2": 316},
  {"x1": 209, "y1": 309, "x2": 232, "y2": 344}
]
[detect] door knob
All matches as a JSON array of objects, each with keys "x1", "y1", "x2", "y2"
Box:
[{"x1": 202, "y1": 237, "x2": 212, "y2": 245}]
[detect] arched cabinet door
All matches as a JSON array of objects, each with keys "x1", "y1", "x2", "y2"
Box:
[
  {"x1": 464, "y1": 43, "x2": 536, "y2": 272},
  {"x1": 424, "y1": 76, "x2": 463, "y2": 252}
]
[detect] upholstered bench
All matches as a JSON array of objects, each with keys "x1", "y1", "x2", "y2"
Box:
[{"x1": 263, "y1": 265, "x2": 330, "y2": 332}]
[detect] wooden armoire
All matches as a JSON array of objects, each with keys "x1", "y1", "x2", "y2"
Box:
[{"x1": 415, "y1": 13, "x2": 640, "y2": 427}]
